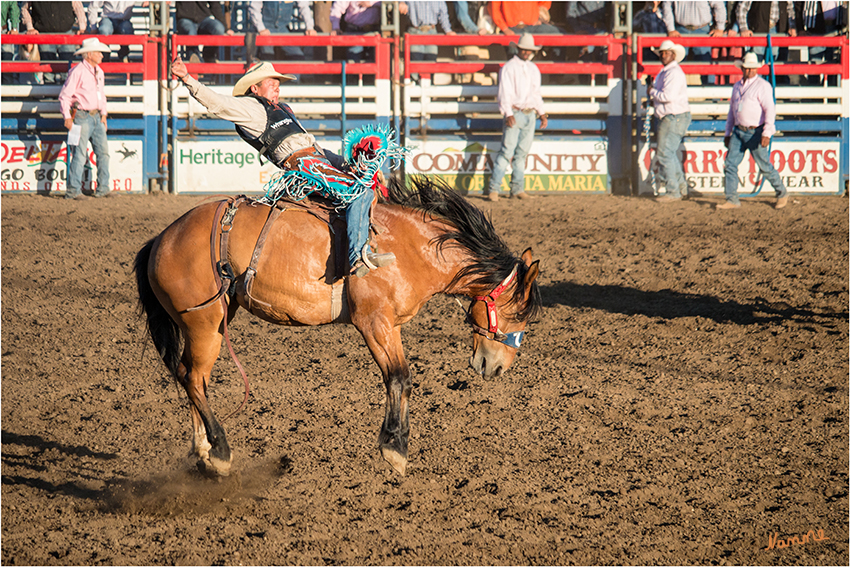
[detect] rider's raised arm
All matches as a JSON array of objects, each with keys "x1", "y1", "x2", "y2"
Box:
[{"x1": 180, "y1": 74, "x2": 267, "y2": 137}]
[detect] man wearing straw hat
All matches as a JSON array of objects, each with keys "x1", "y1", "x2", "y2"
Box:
[
  {"x1": 170, "y1": 57, "x2": 399, "y2": 277},
  {"x1": 59, "y1": 37, "x2": 113, "y2": 200},
  {"x1": 486, "y1": 33, "x2": 547, "y2": 201},
  {"x1": 649, "y1": 39, "x2": 691, "y2": 202},
  {"x1": 719, "y1": 52, "x2": 788, "y2": 210}
]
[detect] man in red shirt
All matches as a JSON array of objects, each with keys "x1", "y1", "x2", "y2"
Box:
[{"x1": 488, "y1": 1, "x2": 563, "y2": 59}]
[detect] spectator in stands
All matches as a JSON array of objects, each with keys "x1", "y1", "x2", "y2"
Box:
[
  {"x1": 736, "y1": 1, "x2": 797, "y2": 63},
  {"x1": 489, "y1": 1, "x2": 559, "y2": 36},
  {"x1": 249, "y1": 1, "x2": 315, "y2": 63},
  {"x1": 648, "y1": 40, "x2": 691, "y2": 202},
  {"x1": 58, "y1": 37, "x2": 113, "y2": 200},
  {"x1": 87, "y1": 1, "x2": 144, "y2": 62},
  {"x1": 313, "y1": 1, "x2": 334, "y2": 63},
  {"x1": 720, "y1": 52, "x2": 788, "y2": 210},
  {"x1": 447, "y1": 1, "x2": 489, "y2": 84},
  {"x1": 634, "y1": 1, "x2": 666, "y2": 34},
  {"x1": 330, "y1": 1, "x2": 382, "y2": 63},
  {"x1": 714, "y1": 0, "x2": 742, "y2": 85},
  {"x1": 800, "y1": 1, "x2": 847, "y2": 85},
  {"x1": 21, "y1": 1, "x2": 87, "y2": 84},
  {"x1": 176, "y1": 1, "x2": 234, "y2": 64},
  {"x1": 1, "y1": 1, "x2": 21, "y2": 84},
  {"x1": 170, "y1": 56, "x2": 397, "y2": 276},
  {"x1": 661, "y1": 1, "x2": 726, "y2": 85},
  {"x1": 489, "y1": 1, "x2": 563, "y2": 59},
  {"x1": 486, "y1": 34, "x2": 547, "y2": 202},
  {"x1": 398, "y1": 1, "x2": 455, "y2": 80},
  {"x1": 634, "y1": 2, "x2": 666, "y2": 63},
  {"x1": 449, "y1": 1, "x2": 487, "y2": 35},
  {"x1": 564, "y1": 2, "x2": 609, "y2": 62}
]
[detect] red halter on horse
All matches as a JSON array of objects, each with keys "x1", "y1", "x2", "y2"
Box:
[{"x1": 134, "y1": 175, "x2": 541, "y2": 477}]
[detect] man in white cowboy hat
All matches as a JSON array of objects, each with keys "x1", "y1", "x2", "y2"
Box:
[
  {"x1": 719, "y1": 52, "x2": 788, "y2": 210},
  {"x1": 58, "y1": 37, "x2": 114, "y2": 200},
  {"x1": 486, "y1": 33, "x2": 548, "y2": 201},
  {"x1": 649, "y1": 39, "x2": 691, "y2": 202},
  {"x1": 170, "y1": 57, "x2": 396, "y2": 276}
]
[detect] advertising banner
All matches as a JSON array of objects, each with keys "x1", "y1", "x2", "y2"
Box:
[
  {"x1": 405, "y1": 138, "x2": 610, "y2": 194},
  {"x1": 174, "y1": 138, "x2": 342, "y2": 194},
  {"x1": 637, "y1": 140, "x2": 842, "y2": 195},
  {"x1": 1, "y1": 138, "x2": 144, "y2": 194}
]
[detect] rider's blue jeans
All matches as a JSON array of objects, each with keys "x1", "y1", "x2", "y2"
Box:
[{"x1": 346, "y1": 186, "x2": 374, "y2": 266}]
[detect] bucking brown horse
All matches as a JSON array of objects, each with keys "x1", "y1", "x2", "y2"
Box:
[{"x1": 134, "y1": 175, "x2": 541, "y2": 477}]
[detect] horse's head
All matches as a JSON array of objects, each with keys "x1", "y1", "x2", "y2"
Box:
[{"x1": 468, "y1": 249, "x2": 540, "y2": 379}]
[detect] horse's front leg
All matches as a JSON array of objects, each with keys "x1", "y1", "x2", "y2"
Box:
[{"x1": 359, "y1": 324, "x2": 412, "y2": 475}]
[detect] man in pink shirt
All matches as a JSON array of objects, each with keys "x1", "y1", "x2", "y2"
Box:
[
  {"x1": 719, "y1": 52, "x2": 788, "y2": 210},
  {"x1": 58, "y1": 37, "x2": 113, "y2": 200},
  {"x1": 649, "y1": 39, "x2": 691, "y2": 202},
  {"x1": 486, "y1": 34, "x2": 548, "y2": 201}
]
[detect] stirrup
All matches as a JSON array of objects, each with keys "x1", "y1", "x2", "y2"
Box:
[
  {"x1": 361, "y1": 244, "x2": 395, "y2": 270},
  {"x1": 351, "y1": 260, "x2": 370, "y2": 278}
]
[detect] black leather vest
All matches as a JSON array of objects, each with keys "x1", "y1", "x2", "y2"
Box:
[{"x1": 235, "y1": 95, "x2": 308, "y2": 165}]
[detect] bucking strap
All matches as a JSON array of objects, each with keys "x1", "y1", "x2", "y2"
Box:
[
  {"x1": 185, "y1": 196, "x2": 245, "y2": 313},
  {"x1": 242, "y1": 203, "x2": 284, "y2": 312}
]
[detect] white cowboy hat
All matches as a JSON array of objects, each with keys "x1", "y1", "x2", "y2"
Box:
[
  {"x1": 512, "y1": 33, "x2": 541, "y2": 52},
  {"x1": 735, "y1": 52, "x2": 762, "y2": 69},
  {"x1": 232, "y1": 61, "x2": 296, "y2": 96},
  {"x1": 653, "y1": 39, "x2": 686, "y2": 63},
  {"x1": 74, "y1": 37, "x2": 112, "y2": 56}
]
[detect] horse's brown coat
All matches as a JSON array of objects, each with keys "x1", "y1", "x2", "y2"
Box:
[{"x1": 141, "y1": 187, "x2": 539, "y2": 475}]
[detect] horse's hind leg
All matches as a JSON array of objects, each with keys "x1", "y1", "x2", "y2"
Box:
[{"x1": 178, "y1": 321, "x2": 233, "y2": 477}]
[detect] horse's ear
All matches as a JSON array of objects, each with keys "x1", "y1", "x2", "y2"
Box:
[
  {"x1": 523, "y1": 259, "x2": 540, "y2": 286},
  {"x1": 521, "y1": 247, "x2": 534, "y2": 266}
]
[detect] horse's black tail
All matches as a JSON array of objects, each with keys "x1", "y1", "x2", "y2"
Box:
[{"x1": 134, "y1": 238, "x2": 182, "y2": 380}]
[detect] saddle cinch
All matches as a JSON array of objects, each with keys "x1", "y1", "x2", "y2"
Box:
[{"x1": 197, "y1": 192, "x2": 384, "y2": 324}]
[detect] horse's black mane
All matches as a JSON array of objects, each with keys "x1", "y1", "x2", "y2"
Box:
[{"x1": 385, "y1": 175, "x2": 541, "y2": 322}]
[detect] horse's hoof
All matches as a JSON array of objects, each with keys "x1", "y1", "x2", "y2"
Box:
[
  {"x1": 380, "y1": 446, "x2": 408, "y2": 476},
  {"x1": 197, "y1": 455, "x2": 232, "y2": 477}
]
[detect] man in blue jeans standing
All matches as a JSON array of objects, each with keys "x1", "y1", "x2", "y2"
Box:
[
  {"x1": 59, "y1": 38, "x2": 114, "y2": 200},
  {"x1": 719, "y1": 52, "x2": 788, "y2": 210},
  {"x1": 486, "y1": 34, "x2": 547, "y2": 201},
  {"x1": 650, "y1": 40, "x2": 691, "y2": 202}
]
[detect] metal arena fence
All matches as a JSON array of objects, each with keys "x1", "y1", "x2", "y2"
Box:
[{"x1": 1, "y1": 31, "x2": 847, "y2": 197}]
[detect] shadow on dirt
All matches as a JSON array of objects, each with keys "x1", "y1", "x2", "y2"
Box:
[
  {"x1": 540, "y1": 282, "x2": 847, "y2": 326},
  {"x1": 1, "y1": 429, "x2": 293, "y2": 516}
]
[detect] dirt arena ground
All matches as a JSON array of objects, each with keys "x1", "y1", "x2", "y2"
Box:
[{"x1": 1, "y1": 189, "x2": 848, "y2": 566}]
